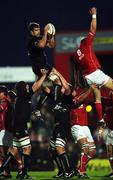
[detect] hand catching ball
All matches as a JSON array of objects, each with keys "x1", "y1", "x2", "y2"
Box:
[{"x1": 47, "y1": 23, "x2": 56, "y2": 36}]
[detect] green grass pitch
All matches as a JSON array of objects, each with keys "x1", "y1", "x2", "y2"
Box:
[
  {"x1": 12, "y1": 171, "x2": 109, "y2": 180},
  {"x1": 10, "y1": 159, "x2": 112, "y2": 179},
  {"x1": 11, "y1": 170, "x2": 111, "y2": 180}
]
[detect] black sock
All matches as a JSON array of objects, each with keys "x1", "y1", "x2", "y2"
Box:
[
  {"x1": 22, "y1": 154, "x2": 30, "y2": 175},
  {"x1": 59, "y1": 153, "x2": 71, "y2": 174},
  {"x1": 49, "y1": 149, "x2": 64, "y2": 173},
  {"x1": 0, "y1": 152, "x2": 14, "y2": 172},
  {"x1": 5, "y1": 165, "x2": 11, "y2": 175}
]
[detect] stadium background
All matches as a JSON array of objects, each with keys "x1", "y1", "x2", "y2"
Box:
[{"x1": 0, "y1": 0, "x2": 113, "y2": 174}]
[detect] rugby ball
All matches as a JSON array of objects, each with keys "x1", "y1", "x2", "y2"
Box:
[
  {"x1": 48, "y1": 72, "x2": 58, "y2": 81},
  {"x1": 47, "y1": 23, "x2": 56, "y2": 35}
]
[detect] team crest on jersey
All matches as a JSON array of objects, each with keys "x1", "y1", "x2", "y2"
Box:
[
  {"x1": 77, "y1": 49, "x2": 84, "y2": 60},
  {"x1": 78, "y1": 104, "x2": 84, "y2": 109}
]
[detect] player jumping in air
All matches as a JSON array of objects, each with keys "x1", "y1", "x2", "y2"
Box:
[
  {"x1": 28, "y1": 22, "x2": 68, "y2": 87},
  {"x1": 74, "y1": 7, "x2": 113, "y2": 128}
]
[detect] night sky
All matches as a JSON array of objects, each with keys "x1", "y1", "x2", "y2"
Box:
[{"x1": 0, "y1": 0, "x2": 113, "y2": 67}]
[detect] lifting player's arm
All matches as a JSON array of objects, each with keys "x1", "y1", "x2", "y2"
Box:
[
  {"x1": 32, "y1": 70, "x2": 48, "y2": 92},
  {"x1": 73, "y1": 84, "x2": 97, "y2": 106},
  {"x1": 53, "y1": 69, "x2": 71, "y2": 95},
  {"x1": 46, "y1": 35, "x2": 55, "y2": 48},
  {"x1": 37, "y1": 25, "x2": 49, "y2": 48},
  {"x1": 90, "y1": 7, "x2": 97, "y2": 34},
  {"x1": 38, "y1": 24, "x2": 55, "y2": 48}
]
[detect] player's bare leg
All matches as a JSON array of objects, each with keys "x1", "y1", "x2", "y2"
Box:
[
  {"x1": 106, "y1": 144, "x2": 113, "y2": 177},
  {"x1": 0, "y1": 147, "x2": 20, "y2": 177},
  {"x1": 0, "y1": 147, "x2": 4, "y2": 168},
  {"x1": 88, "y1": 142, "x2": 96, "y2": 159},
  {"x1": 103, "y1": 78, "x2": 113, "y2": 90},
  {"x1": 9, "y1": 147, "x2": 22, "y2": 177}
]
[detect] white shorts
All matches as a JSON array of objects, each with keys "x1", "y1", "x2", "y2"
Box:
[
  {"x1": 104, "y1": 128, "x2": 113, "y2": 145},
  {"x1": 85, "y1": 69, "x2": 110, "y2": 87},
  {"x1": 71, "y1": 125, "x2": 94, "y2": 143},
  {"x1": 13, "y1": 136, "x2": 31, "y2": 148},
  {"x1": 0, "y1": 130, "x2": 13, "y2": 146}
]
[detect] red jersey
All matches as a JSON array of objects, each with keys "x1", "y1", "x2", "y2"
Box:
[
  {"x1": 74, "y1": 32, "x2": 101, "y2": 76},
  {"x1": 0, "y1": 97, "x2": 13, "y2": 132},
  {"x1": 102, "y1": 98, "x2": 113, "y2": 130},
  {"x1": 70, "y1": 104, "x2": 88, "y2": 127}
]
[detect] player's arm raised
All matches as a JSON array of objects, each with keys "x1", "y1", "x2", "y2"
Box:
[
  {"x1": 47, "y1": 35, "x2": 55, "y2": 48},
  {"x1": 53, "y1": 69, "x2": 71, "y2": 95},
  {"x1": 46, "y1": 24, "x2": 56, "y2": 48},
  {"x1": 32, "y1": 69, "x2": 48, "y2": 92},
  {"x1": 90, "y1": 7, "x2": 97, "y2": 34},
  {"x1": 37, "y1": 25, "x2": 49, "y2": 48},
  {"x1": 75, "y1": 84, "x2": 97, "y2": 105}
]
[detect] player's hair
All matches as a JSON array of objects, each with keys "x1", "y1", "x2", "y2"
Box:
[
  {"x1": 0, "y1": 85, "x2": 8, "y2": 96},
  {"x1": 28, "y1": 22, "x2": 40, "y2": 32},
  {"x1": 8, "y1": 90, "x2": 17, "y2": 100},
  {"x1": 15, "y1": 81, "x2": 27, "y2": 98}
]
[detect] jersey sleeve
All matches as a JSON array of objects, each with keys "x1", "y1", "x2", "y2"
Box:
[
  {"x1": 30, "y1": 36, "x2": 41, "y2": 48},
  {"x1": 85, "y1": 31, "x2": 95, "y2": 46}
]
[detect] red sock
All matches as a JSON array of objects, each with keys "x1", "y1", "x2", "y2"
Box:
[
  {"x1": 95, "y1": 102, "x2": 103, "y2": 121},
  {"x1": 79, "y1": 153, "x2": 88, "y2": 174}
]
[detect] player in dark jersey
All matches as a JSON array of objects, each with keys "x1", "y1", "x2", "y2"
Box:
[
  {"x1": 74, "y1": 7, "x2": 113, "y2": 129},
  {"x1": 50, "y1": 90, "x2": 75, "y2": 178},
  {"x1": 43, "y1": 72, "x2": 75, "y2": 178},
  {"x1": 7, "y1": 90, "x2": 23, "y2": 178},
  {"x1": 28, "y1": 22, "x2": 54, "y2": 76},
  {"x1": 28, "y1": 22, "x2": 68, "y2": 87},
  {"x1": 0, "y1": 71, "x2": 48, "y2": 179},
  {"x1": 30, "y1": 69, "x2": 74, "y2": 178}
]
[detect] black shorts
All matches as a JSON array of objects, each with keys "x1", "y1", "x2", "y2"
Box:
[
  {"x1": 13, "y1": 129, "x2": 29, "y2": 139},
  {"x1": 52, "y1": 111, "x2": 70, "y2": 142},
  {"x1": 32, "y1": 63, "x2": 52, "y2": 77}
]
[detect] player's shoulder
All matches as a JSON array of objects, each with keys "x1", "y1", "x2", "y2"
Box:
[
  {"x1": 29, "y1": 35, "x2": 41, "y2": 43},
  {"x1": 89, "y1": 31, "x2": 95, "y2": 36}
]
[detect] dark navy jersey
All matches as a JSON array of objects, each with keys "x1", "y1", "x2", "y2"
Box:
[
  {"x1": 34, "y1": 89, "x2": 55, "y2": 113},
  {"x1": 54, "y1": 91, "x2": 73, "y2": 112},
  {"x1": 51, "y1": 85, "x2": 72, "y2": 140},
  {"x1": 13, "y1": 87, "x2": 33, "y2": 132},
  {"x1": 28, "y1": 35, "x2": 52, "y2": 76}
]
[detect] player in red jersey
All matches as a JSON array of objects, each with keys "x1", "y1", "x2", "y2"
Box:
[
  {"x1": 70, "y1": 85, "x2": 96, "y2": 178},
  {"x1": 99, "y1": 92, "x2": 113, "y2": 178},
  {"x1": 0, "y1": 86, "x2": 13, "y2": 178},
  {"x1": 74, "y1": 7, "x2": 113, "y2": 128}
]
